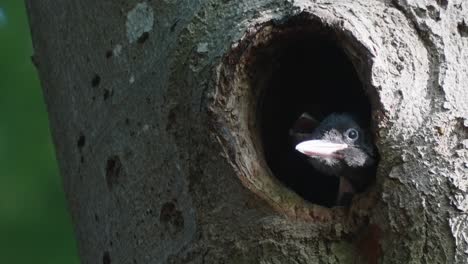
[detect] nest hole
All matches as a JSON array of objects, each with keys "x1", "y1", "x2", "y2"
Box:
[
  {"x1": 253, "y1": 21, "x2": 374, "y2": 207},
  {"x1": 214, "y1": 15, "x2": 378, "y2": 215}
]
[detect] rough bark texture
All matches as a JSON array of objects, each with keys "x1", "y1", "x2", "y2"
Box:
[{"x1": 26, "y1": 0, "x2": 467, "y2": 263}]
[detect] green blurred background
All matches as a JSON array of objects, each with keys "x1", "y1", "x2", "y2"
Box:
[{"x1": 0, "y1": 2, "x2": 80, "y2": 263}]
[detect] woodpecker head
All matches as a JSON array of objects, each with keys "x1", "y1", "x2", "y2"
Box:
[{"x1": 291, "y1": 113, "x2": 375, "y2": 177}]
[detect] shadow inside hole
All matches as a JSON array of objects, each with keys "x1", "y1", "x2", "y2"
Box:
[{"x1": 259, "y1": 31, "x2": 373, "y2": 207}]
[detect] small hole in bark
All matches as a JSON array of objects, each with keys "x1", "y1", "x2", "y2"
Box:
[
  {"x1": 103, "y1": 89, "x2": 113, "y2": 100},
  {"x1": 106, "y1": 156, "x2": 122, "y2": 189},
  {"x1": 457, "y1": 20, "x2": 468, "y2": 37},
  {"x1": 91, "y1": 74, "x2": 101, "y2": 87},
  {"x1": 77, "y1": 134, "x2": 86, "y2": 149},
  {"x1": 102, "y1": 251, "x2": 111, "y2": 264},
  {"x1": 137, "y1": 32, "x2": 149, "y2": 44},
  {"x1": 213, "y1": 14, "x2": 379, "y2": 218},
  {"x1": 105, "y1": 50, "x2": 113, "y2": 58}
]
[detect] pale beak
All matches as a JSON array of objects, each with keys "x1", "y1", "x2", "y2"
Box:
[{"x1": 295, "y1": 140, "x2": 348, "y2": 158}]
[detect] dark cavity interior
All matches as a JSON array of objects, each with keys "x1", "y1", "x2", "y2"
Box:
[{"x1": 257, "y1": 26, "x2": 373, "y2": 207}]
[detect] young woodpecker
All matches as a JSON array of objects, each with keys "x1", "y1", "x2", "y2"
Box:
[{"x1": 290, "y1": 113, "x2": 376, "y2": 206}]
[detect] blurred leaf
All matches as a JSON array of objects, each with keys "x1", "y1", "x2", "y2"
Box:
[{"x1": 0, "y1": 1, "x2": 79, "y2": 263}]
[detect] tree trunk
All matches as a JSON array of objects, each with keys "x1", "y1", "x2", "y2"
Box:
[{"x1": 26, "y1": 0, "x2": 468, "y2": 263}]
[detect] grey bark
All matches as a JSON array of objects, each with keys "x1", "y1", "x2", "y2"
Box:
[{"x1": 26, "y1": 0, "x2": 467, "y2": 263}]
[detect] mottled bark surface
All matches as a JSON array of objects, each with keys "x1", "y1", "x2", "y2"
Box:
[{"x1": 26, "y1": 0, "x2": 467, "y2": 263}]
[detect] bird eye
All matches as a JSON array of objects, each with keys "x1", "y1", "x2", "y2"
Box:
[{"x1": 346, "y1": 128, "x2": 359, "y2": 140}]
